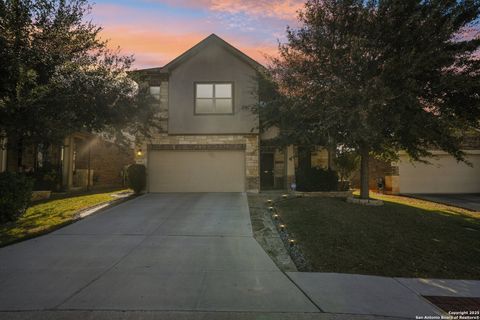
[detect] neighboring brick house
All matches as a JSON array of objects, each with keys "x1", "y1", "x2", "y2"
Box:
[{"x1": 0, "y1": 132, "x2": 133, "y2": 191}]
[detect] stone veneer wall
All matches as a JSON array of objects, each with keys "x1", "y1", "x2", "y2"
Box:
[{"x1": 140, "y1": 134, "x2": 260, "y2": 192}]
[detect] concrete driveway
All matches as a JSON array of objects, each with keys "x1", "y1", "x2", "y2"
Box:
[
  {"x1": 408, "y1": 193, "x2": 480, "y2": 211},
  {"x1": 0, "y1": 193, "x2": 317, "y2": 313}
]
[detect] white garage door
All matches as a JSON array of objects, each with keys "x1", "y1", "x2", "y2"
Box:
[
  {"x1": 398, "y1": 153, "x2": 480, "y2": 194},
  {"x1": 148, "y1": 150, "x2": 245, "y2": 192}
]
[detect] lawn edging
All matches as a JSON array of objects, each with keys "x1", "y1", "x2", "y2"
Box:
[
  {"x1": 293, "y1": 190, "x2": 352, "y2": 198},
  {"x1": 246, "y1": 193, "x2": 298, "y2": 272},
  {"x1": 347, "y1": 196, "x2": 384, "y2": 206},
  {"x1": 0, "y1": 191, "x2": 137, "y2": 248},
  {"x1": 73, "y1": 191, "x2": 136, "y2": 219},
  {"x1": 266, "y1": 194, "x2": 313, "y2": 271}
]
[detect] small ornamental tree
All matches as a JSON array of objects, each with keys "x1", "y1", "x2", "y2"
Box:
[{"x1": 262, "y1": 0, "x2": 480, "y2": 199}]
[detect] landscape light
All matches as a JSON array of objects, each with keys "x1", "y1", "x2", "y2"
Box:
[
  {"x1": 273, "y1": 214, "x2": 279, "y2": 220},
  {"x1": 289, "y1": 239, "x2": 295, "y2": 246},
  {"x1": 282, "y1": 194, "x2": 288, "y2": 198},
  {"x1": 279, "y1": 224, "x2": 286, "y2": 230},
  {"x1": 268, "y1": 206, "x2": 274, "y2": 211},
  {"x1": 267, "y1": 199, "x2": 273, "y2": 204}
]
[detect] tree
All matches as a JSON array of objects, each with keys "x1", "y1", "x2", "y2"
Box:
[
  {"x1": 263, "y1": 0, "x2": 480, "y2": 199},
  {"x1": 334, "y1": 148, "x2": 360, "y2": 190},
  {"x1": 0, "y1": 0, "x2": 159, "y2": 166}
]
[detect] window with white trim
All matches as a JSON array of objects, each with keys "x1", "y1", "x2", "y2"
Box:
[{"x1": 195, "y1": 83, "x2": 233, "y2": 114}]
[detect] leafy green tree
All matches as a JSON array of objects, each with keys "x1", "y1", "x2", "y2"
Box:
[
  {"x1": 334, "y1": 148, "x2": 360, "y2": 189},
  {"x1": 263, "y1": 0, "x2": 480, "y2": 199},
  {"x1": 0, "y1": 0, "x2": 159, "y2": 164}
]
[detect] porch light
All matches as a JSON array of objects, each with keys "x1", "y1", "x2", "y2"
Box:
[{"x1": 136, "y1": 149, "x2": 143, "y2": 157}]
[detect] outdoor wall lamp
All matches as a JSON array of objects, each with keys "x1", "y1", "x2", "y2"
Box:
[{"x1": 136, "y1": 149, "x2": 143, "y2": 156}]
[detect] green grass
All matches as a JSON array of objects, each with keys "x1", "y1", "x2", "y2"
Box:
[
  {"x1": 0, "y1": 189, "x2": 129, "y2": 247},
  {"x1": 276, "y1": 193, "x2": 480, "y2": 279}
]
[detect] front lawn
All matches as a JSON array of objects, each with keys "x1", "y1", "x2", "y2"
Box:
[
  {"x1": 0, "y1": 189, "x2": 129, "y2": 247},
  {"x1": 276, "y1": 193, "x2": 480, "y2": 279}
]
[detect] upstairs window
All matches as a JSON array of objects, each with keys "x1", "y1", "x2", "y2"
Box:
[
  {"x1": 149, "y1": 86, "x2": 161, "y2": 101},
  {"x1": 195, "y1": 83, "x2": 233, "y2": 114}
]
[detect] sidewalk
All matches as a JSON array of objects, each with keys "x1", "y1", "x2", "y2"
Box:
[{"x1": 287, "y1": 272, "x2": 480, "y2": 319}]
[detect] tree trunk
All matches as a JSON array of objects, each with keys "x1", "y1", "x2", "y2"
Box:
[{"x1": 360, "y1": 147, "x2": 370, "y2": 199}]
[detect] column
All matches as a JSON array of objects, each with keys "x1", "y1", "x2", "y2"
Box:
[{"x1": 285, "y1": 145, "x2": 295, "y2": 190}]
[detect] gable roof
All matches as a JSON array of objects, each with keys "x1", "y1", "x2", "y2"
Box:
[{"x1": 135, "y1": 34, "x2": 265, "y2": 74}]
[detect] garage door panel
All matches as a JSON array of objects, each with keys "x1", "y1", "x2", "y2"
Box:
[
  {"x1": 399, "y1": 154, "x2": 480, "y2": 194},
  {"x1": 148, "y1": 151, "x2": 245, "y2": 192}
]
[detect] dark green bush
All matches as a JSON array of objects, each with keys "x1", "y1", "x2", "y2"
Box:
[
  {"x1": 296, "y1": 167, "x2": 339, "y2": 192},
  {"x1": 0, "y1": 172, "x2": 34, "y2": 223},
  {"x1": 127, "y1": 164, "x2": 146, "y2": 194},
  {"x1": 28, "y1": 164, "x2": 62, "y2": 191}
]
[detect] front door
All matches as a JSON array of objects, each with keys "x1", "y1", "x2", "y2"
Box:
[{"x1": 260, "y1": 153, "x2": 274, "y2": 189}]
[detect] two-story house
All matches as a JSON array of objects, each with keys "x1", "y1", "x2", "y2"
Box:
[
  {"x1": 135, "y1": 34, "x2": 268, "y2": 193},
  {"x1": 135, "y1": 33, "x2": 335, "y2": 193}
]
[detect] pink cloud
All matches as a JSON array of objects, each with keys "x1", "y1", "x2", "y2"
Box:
[
  {"x1": 154, "y1": 0, "x2": 303, "y2": 20},
  {"x1": 90, "y1": 2, "x2": 286, "y2": 68},
  {"x1": 99, "y1": 24, "x2": 277, "y2": 68}
]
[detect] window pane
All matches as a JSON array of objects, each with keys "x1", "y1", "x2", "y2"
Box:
[
  {"x1": 215, "y1": 98, "x2": 233, "y2": 113},
  {"x1": 149, "y1": 86, "x2": 160, "y2": 94},
  {"x1": 196, "y1": 84, "x2": 213, "y2": 98},
  {"x1": 215, "y1": 84, "x2": 232, "y2": 98},
  {"x1": 149, "y1": 86, "x2": 161, "y2": 100},
  {"x1": 196, "y1": 99, "x2": 215, "y2": 113}
]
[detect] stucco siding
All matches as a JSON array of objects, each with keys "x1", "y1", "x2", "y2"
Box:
[{"x1": 168, "y1": 42, "x2": 258, "y2": 134}]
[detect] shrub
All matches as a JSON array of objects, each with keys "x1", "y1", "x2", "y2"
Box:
[
  {"x1": 127, "y1": 164, "x2": 146, "y2": 194},
  {"x1": 0, "y1": 172, "x2": 34, "y2": 223},
  {"x1": 28, "y1": 164, "x2": 61, "y2": 191},
  {"x1": 296, "y1": 167, "x2": 339, "y2": 192}
]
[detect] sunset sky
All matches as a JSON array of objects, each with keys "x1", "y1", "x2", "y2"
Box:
[{"x1": 89, "y1": 0, "x2": 305, "y2": 69}]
